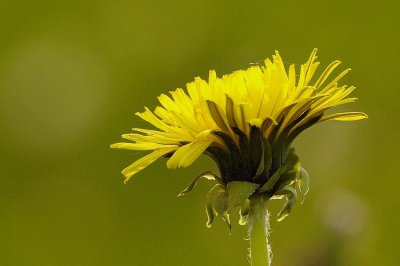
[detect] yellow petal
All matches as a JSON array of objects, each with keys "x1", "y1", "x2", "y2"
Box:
[
  {"x1": 320, "y1": 112, "x2": 368, "y2": 122},
  {"x1": 319, "y1": 68, "x2": 351, "y2": 94},
  {"x1": 167, "y1": 140, "x2": 212, "y2": 169},
  {"x1": 179, "y1": 140, "x2": 212, "y2": 167},
  {"x1": 121, "y1": 133, "x2": 180, "y2": 145},
  {"x1": 313, "y1": 60, "x2": 341, "y2": 89},
  {"x1": 110, "y1": 142, "x2": 176, "y2": 150},
  {"x1": 122, "y1": 147, "x2": 178, "y2": 182},
  {"x1": 136, "y1": 107, "x2": 172, "y2": 132},
  {"x1": 297, "y1": 48, "x2": 318, "y2": 88}
]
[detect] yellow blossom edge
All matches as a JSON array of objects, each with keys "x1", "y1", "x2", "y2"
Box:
[{"x1": 111, "y1": 49, "x2": 367, "y2": 182}]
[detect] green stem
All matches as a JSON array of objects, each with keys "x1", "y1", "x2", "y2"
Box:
[{"x1": 248, "y1": 196, "x2": 271, "y2": 266}]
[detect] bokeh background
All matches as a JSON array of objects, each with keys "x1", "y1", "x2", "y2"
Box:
[{"x1": 0, "y1": 0, "x2": 398, "y2": 265}]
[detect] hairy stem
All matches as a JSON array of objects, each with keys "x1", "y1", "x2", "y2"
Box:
[{"x1": 248, "y1": 196, "x2": 271, "y2": 266}]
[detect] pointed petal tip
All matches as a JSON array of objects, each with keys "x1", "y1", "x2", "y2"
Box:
[
  {"x1": 352, "y1": 112, "x2": 368, "y2": 120},
  {"x1": 277, "y1": 214, "x2": 287, "y2": 222},
  {"x1": 110, "y1": 143, "x2": 125, "y2": 149},
  {"x1": 123, "y1": 176, "x2": 130, "y2": 184},
  {"x1": 177, "y1": 190, "x2": 187, "y2": 197},
  {"x1": 121, "y1": 167, "x2": 138, "y2": 183},
  {"x1": 321, "y1": 112, "x2": 368, "y2": 122}
]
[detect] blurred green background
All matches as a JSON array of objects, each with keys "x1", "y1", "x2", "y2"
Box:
[{"x1": 0, "y1": 0, "x2": 398, "y2": 265}]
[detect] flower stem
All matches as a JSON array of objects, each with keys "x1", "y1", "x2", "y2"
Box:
[{"x1": 248, "y1": 195, "x2": 271, "y2": 266}]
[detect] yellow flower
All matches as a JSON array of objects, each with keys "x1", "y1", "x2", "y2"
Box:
[{"x1": 111, "y1": 49, "x2": 367, "y2": 225}]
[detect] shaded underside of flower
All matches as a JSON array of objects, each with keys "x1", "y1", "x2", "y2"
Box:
[{"x1": 111, "y1": 49, "x2": 367, "y2": 227}]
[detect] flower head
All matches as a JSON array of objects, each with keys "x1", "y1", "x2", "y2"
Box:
[{"x1": 111, "y1": 49, "x2": 367, "y2": 227}]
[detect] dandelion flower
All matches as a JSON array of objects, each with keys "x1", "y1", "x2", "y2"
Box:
[{"x1": 111, "y1": 49, "x2": 367, "y2": 265}]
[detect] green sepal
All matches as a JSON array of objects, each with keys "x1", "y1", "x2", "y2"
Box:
[
  {"x1": 232, "y1": 127, "x2": 251, "y2": 178},
  {"x1": 262, "y1": 138, "x2": 272, "y2": 176},
  {"x1": 259, "y1": 168, "x2": 281, "y2": 193},
  {"x1": 255, "y1": 136, "x2": 272, "y2": 179},
  {"x1": 205, "y1": 184, "x2": 230, "y2": 229},
  {"x1": 296, "y1": 167, "x2": 309, "y2": 204},
  {"x1": 227, "y1": 181, "x2": 259, "y2": 211},
  {"x1": 280, "y1": 148, "x2": 300, "y2": 174},
  {"x1": 222, "y1": 213, "x2": 231, "y2": 231},
  {"x1": 259, "y1": 149, "x2": 300, "y2": 193},
  {"x1": 205, "y1": 146, "x2": 231, "y2": 181},
  {"x1": 239, "y1": 199, "x2": 251, "y2": 225},
  {"x1": 250, "y1": 128, "x2": 272, "y2": 183},
  {"x1": 250, "y1": 127, "x2": 263, "y2": 179},
  {"x1": 178, "y1": 171, "x2": 224, "y2": 197},
  {"x1": 212, "y1": 131, "x2": 242, "y2": 178},
  {"x1": 275, "y1": 185, "x2": 298, "y2": 222},
  {"x1": 275, "y1": 160, "x2": 300, "y2": 191},
  {"x1": 255, "y1": 145, "x2": 265, "y2": 177}
]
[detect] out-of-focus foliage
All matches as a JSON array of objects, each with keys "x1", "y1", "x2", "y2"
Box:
[{"x1": 0, "y1": 1, "x2": 398, "y2": 265}]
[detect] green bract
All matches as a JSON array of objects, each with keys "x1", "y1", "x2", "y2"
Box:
[{"x1": 179, "y1": 125, "x2": 311, "y2": 229}]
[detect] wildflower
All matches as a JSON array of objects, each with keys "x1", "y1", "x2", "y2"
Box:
[
  {"x1": 112, "y1": 49, "x2": 367, "y2": 265},
  {"x1": 112, "y1": 48, "x2": 366, "y2": 231},
  {"x1": 112, "y1": 49, "x2": 366, "y2": 224}
]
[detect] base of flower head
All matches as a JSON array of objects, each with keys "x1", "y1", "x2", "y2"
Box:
[
  {"x1": 178, "y1": 147, "x2": 310, "y2": 229},
  {"x1": 174, "y1": 104, "x2": 317, "y2": 228}
]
